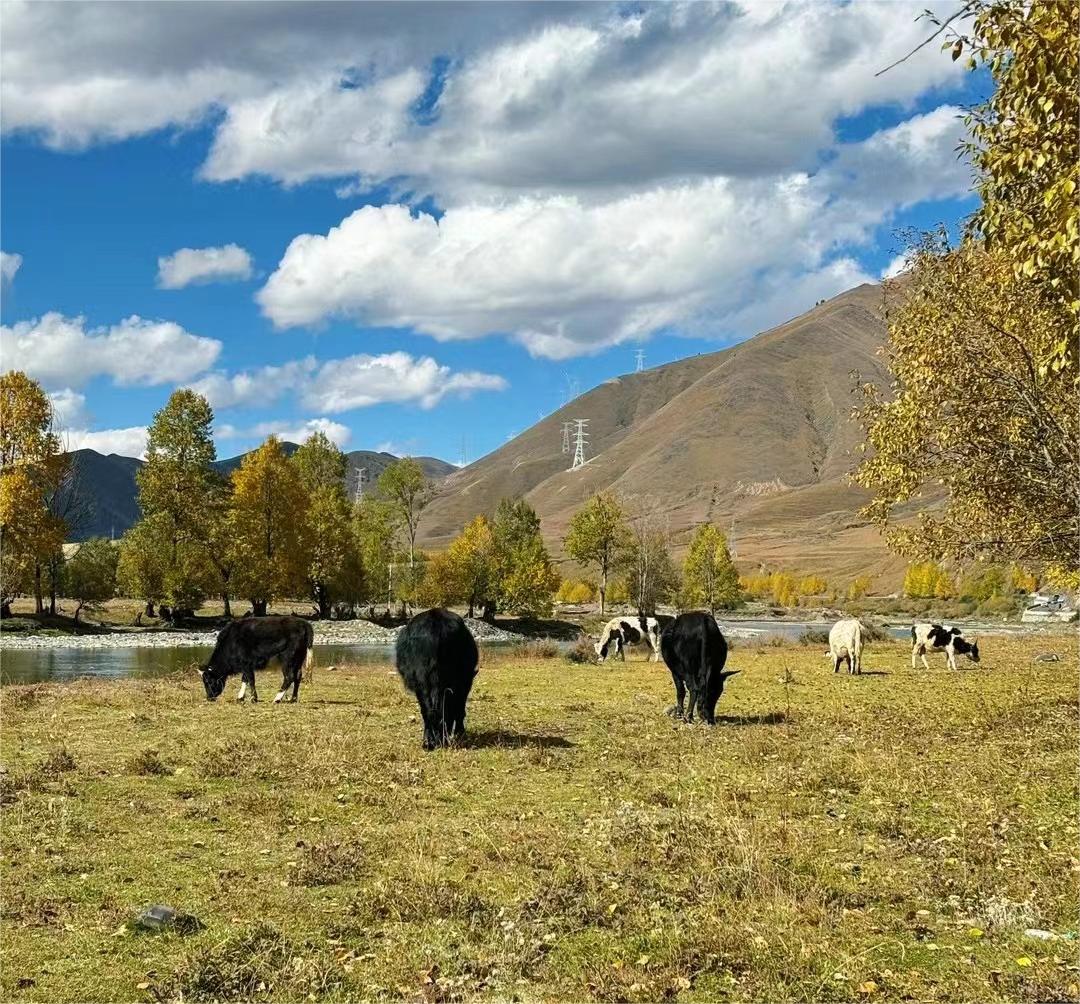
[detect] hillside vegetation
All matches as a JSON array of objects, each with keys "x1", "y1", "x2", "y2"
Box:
[{"x1": 2, "y1": 634, "x2": 1075, "y2": 1002}]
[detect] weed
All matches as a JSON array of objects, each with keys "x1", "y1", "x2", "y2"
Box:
[
  {"x1": 127, "y1": 748, "x2": 170, "y2": 776},
  {"x1": 566, "y1": 637, "x2": 596, "y2": 663}
]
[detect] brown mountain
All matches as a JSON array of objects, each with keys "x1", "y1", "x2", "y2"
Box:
[{"x1": 418, "y1": 282, "x2": 908, "y2": 585}]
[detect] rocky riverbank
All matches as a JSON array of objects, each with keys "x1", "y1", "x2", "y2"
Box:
[{"x1": 0, "y1": 616, "x2": 523, "y2": 651}]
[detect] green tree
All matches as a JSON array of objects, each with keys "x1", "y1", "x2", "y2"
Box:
[
  {"x1": 135, "y1": 389, "x2": 217, "y2": 615},
  {"x1": 203, "y1": 473, "x2": 237, "y2": 617},
  {"x1": 65, "y1": 537, "x2": 118, "y2": 627},
  {"x1": 681, "y1": 524, "x2": 740, "y2": 613},
  {"x1": 0, "y1": 372, "x2": 67, "y2": 617},
  {"x1": 492, "y1": 498, "x2": 559, "y2": 619},
  {"x1": 376, "y1": 458, "x2": 433, "y2": 609},
  {"x1": 116, "y1": 514, "x2": 169, "y2": 617},
  {"x1": 564, "y1": 491, "x2": 630, "y2": 614},
  {"x1": 292, "y1": 432, "x2": 356, "y2": 618},
  {"x1": 354, "y1": 496, "x2": 398, "y2": 611},
  {"x1": 230, "y1": 436, "x2": 310, "y2": 615}
]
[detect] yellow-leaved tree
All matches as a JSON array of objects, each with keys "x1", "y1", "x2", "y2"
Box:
[
  {"x1": 681, "y1": 524, "x2": 740, "y2": 613},
  {"x1": 0, "y1": 372, "x2": 67, "y2": 618},
  {"x1": 230, "y1": 436, "x2": 310, "y2": 615},
  {"x1": 564, "y1": 492, "x2": 631, "y2": 614}
]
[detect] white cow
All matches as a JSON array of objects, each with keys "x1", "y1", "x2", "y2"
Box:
[{"x1": 828, "y1": 618, "x2": 864, "y2": 675}]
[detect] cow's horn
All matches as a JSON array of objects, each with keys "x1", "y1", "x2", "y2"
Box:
[{"x1": 196, "y1": 667, "x2": 205, "y2": 675}]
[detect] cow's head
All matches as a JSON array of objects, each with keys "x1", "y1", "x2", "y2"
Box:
[
  {"x1": 197, "y1": 664, "x2": 226, "y2": 701},
  {"x1": 967, "y1": 637, "x2": 980, "y2": 663},
  {"x1": 595, "y1": 629, "x2": 620, "y2": 663},
  {"x1": 716, "y1": 669, "x2": 741, "y2": 694}
]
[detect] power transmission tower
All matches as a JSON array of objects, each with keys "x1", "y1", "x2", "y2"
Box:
[
  {"x1": 570, "y1": 419, "x2": 589, "y2": 470},
  {"x1": 561, "y1": 421, "x2": 572, "y2": 454},
  {"x1": 635, "y1": 349, "x2": 645, "y2": 372},
  {"x1": 353, "y1": 467, "x2": 367, "y2": 504},
  {"x1": 459, "y1": 435, "x2": 468, "y2": 468}
]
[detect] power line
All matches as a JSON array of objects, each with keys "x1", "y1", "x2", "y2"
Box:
[{"x1": 570, "y1": 418, "x2": 589, "y2": 470}]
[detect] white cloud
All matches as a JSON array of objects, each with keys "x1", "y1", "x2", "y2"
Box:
[
  {"x1": 881, "y1": 252, "x2": 910, "y2": 279},
  {"x1": 48, "y1": 388, "x2": 90, "y2": 428},
  {"x1": 0, "y1": 251, "x2": 22, "y2": 283},
  {"x1": 63, "y1": 426, "x2": 148, "y2": 459},
  {"x1": 190, "y1": 351, "x2": 507, "y2": 411},
  {"x1": 217, "y1": 417, "x2": 351, "y2": 449},
  {"x1": 257, "y1": 105, "x2": 962, "y2": 359},
  {"x1": 1, "y1": 312, "x2": 221, "y2": 388},
  {"x1": 157, "y1": 243, "x2": 254, "y2": 288}
]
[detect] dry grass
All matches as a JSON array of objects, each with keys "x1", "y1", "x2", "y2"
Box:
[{"x1": 1, "y1": 633, "x2": 1076, "y2": 1002}]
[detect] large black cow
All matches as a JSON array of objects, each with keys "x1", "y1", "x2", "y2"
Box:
[
  {"x1": 395, "y1": 608, "x2": 479, "y2": 750},
  {"x1": 199, "y1": 615, "x2": 314, "y2": 703},
  {"x1": 659, "y1": 611, "x2": 739, "y2": 725}
]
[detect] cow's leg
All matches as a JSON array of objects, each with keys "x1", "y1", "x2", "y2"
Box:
[
  {"x1": 700, "y1": 692, "x2": 718, "y2": 726},
  {"x1": 833, "y1": 652, "x2": 842, "y2": 673},
  {"x1": 666, "y1": 669, "x2": 686, "y2": 719},
  {"x1": 236, "y1": 678, "x2": 247, "y2": 701},
  {"x1": 911, "y1": 645, "x2": 919, "y2": 669},
  {"x1": 947, "y1": 648, "x2": 958, "y2": 671},
  {"x1": 248, "y1": 667, "x2": 259, "y2": 703},
  {"x1": 684, "y1": 687, "x2": 698, "y2": 724}
]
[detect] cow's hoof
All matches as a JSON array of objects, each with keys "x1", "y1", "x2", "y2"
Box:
[{"x1": 665, "y1": 705, "x2": 682, "y2": 718}]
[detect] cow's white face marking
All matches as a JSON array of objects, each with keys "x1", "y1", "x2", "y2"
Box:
[
  {"x1": 236, "y1": 682, "x2": 247, "y2": 701},
  {"x1": 274, "y1": 691, "x2": 286, "y2": 703}
]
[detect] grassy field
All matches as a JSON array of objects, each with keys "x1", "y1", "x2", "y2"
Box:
[{"x1": 1, "y1": 634, "x2": 1076, "y2": 1002}]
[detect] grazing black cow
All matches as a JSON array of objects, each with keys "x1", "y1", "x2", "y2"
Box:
[
  {"x1": 659, "y1": 611, "x2": 739, "y2": 724},
  {"x1": 395, "y1": 608, "x2": 479, "y2": 750},
  {"x1": 911, "y1": 623, "x2": 981, "y2": 671},
  {"x1": 198, "y1": 615, "x2": 314, "y2": 703}
]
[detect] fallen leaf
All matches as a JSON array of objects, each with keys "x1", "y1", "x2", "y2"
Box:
[
  {"x1": 858, "y1": 980, "x2": 879, "y2": 995},
  {"x1": 969, "y1": 928, "x2": 985, "y2": 939},
  {"x1": 1016, "y1": 957, "x2": 1033, "y2": 967}
]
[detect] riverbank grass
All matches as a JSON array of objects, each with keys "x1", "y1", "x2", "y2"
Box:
[{"x1": 1, "y1": 635, "x2": 1076, "y2": 1002}]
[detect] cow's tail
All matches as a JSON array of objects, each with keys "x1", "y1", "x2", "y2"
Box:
[{"x1": 303, "y1": 623, "x2": 315, "y2": 683}]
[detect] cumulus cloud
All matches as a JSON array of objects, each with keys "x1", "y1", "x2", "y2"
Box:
[
  {"x1": 216, "y1": 417, "x2": 352, "y2": 449},
  {"x1": 0, "y1": 251, "x2": 22, "y2": 283},
  {"x1": 190, "y1": 351, "x2": 507, "y2": 411},
  {"x1": 63, "y1": 426, "x2": 148, "y2": 459},
  {"x1": 0, "y1": 312, "x2": 221, "y2": 387},
  {"x1": 881, "y1": 252, "x2": 911, "y2": 279},
  {"x1": 157, "y1": 243, "x2": 254, "y2": 288},
  {"x1": 48, "y1": 388, "x2": 91, "y2": 428},
  {"x1": 256, "y1": 106, "x2": 963, "y2": 358}
]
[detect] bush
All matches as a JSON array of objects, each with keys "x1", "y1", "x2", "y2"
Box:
[
  {"x1": 513, "y1": 639, "x2": 560, "y2": 659},
  {"x1": 565, "y1": 638, "x2": 596, "y2": 664}
]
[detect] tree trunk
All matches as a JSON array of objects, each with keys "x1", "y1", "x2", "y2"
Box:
[
  {"x1": 0, "y1": 600, "x2": 12, "y2": 619},
  {"x1": 144, "y1": 601, "x2": 155, "y2": 618},
  {"x1": 74, "y1": 603, "x2": 82, "y2": 630},
  {"x1": 34, "y1": 564, "x2": 44, "y2": 615},
  {"x1": 222, "y1": 593, "x2": 231, "y2": 618},
  {"x1": 467, "y1": 600, "x2": 475, "y2": 618},
  {"x1": 251, "y1": 599, "x2": 268, "y2": 617}
]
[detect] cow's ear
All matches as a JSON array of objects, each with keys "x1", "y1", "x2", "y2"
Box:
[{"x1": 196, "y1": 666, "x2": 205, "y2": 676}]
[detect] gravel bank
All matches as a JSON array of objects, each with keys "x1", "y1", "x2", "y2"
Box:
[{"x1": 0, "y1": 616, "x2": 524, "y2": 651}]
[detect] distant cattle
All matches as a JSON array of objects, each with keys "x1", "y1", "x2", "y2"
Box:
[
  {"x1": 395, "y1": 608, "x2": 479, "y2": 750},
  {"x1": 659, "y1": 611, "x2": 739, "y2": 724},
  {"x1": 911, "y1": 623, "x2": 981, "y2": 671},
  {"x1": 829, "y1": 618, "x2": 864, "y2": 675},
  {"x1": 199, "y1": 615, "x2": 314, "y2": 703},
  {"x1": 595, "y1": 615, "x2": 668, "y2": 663}
]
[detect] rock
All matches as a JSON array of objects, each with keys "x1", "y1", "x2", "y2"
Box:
[
  {"x1": 1032, "y1": 653, "x2": 1061, "y2": 663},
  {"x1": 134, "y1": 904, "x2": 201, "y2": 934},
  {"x1": 1023, "y1": 928, "x2": 1058, "y2": 940}
]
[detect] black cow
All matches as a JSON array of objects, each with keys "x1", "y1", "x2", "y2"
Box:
[
  {"x1": 395, "y1": 608, "x2": 479, "y2": 750},
  {"x1": 659, "y1": 611, "x2": 739, "y2": 724},
  {"x1": 199, "y1": 615, "x2": 314, "y2": 703}
]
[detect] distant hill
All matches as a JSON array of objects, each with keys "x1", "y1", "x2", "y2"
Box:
[
  {"x1": 418, "y1": 283, "x2": 913, "y2": 585},
  {"x1": 67, "y1": 444, "x2": 456, "y2": 541}
]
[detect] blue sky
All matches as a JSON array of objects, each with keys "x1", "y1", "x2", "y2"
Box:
[{"x1": 1, "y1": 1, "x2": 985, "y2": 463}]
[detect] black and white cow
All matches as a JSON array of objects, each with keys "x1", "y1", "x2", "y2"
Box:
[
  {"x1": 659, "y1": 611, "x2": 739, "y2": 725},
  {"x1": 911, "y1": 623, "x2": 981, "y2": 671},
  {"x1": 395, "y1": 608, "x2": 479, "y2": 750},
  {"x1": 594, "y1": 615, "x2": 669, "y2": 662},
  {"x1": 199, "y1": 615, "x2": 314, "y2": 703}
]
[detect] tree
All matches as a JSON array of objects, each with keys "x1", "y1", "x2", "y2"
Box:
[
  {"x1": 377, "y1": 458, "x2": 432, "y2": 569},
  {"x1": 621, "y1": 513, "x2": 678, "y2": 614},
  {"x1": 956, "y1": 0, "x2": 1079, "y2": 361},
  {"x1": 564, "y1": 492, "x2": 630, "y2": 614},
  {"x1": 292, "y1": 432, "x2": 356, "y2": 618},
  {"x1": 846, "y1": 575, "x2": 872, "y2": 601},
  {"x1": 681, "y1": 524, "x2": 740, "y2": 613},
  {"x1": 492, "y1": 498, "x2": 559, "y2": 619},
  {"x1": 0, "y1": 372, "x2": 66, "y2": 617},
  {"x1": 855, "y1": 238, "x2": 1078, "y2": 586},
  {"x1": 116, "y1": 514, "x2": 169, "y2": 616},
  {"x1": 135, "y1": 389, "x2": 218, "y2": 615},
  {"x1": 203, "y1": 473, "x2": 237, "y2": 617},
  {"x1": 903, "y1": 561, "x2": 955, "y2": 599},
  {"x1": 354, "y1": 496, "x2": 397, "y2": 611},
  {"x1": 449, "y1": 515, "x2": 497, "y2": 617},
  {"x1": 230, "y1": 436, "x2": 310, "y2": 615},
  {"x1": 65, "y1": 537, "x2": 118, "y2": 627}
]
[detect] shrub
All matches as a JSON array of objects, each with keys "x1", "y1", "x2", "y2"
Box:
[{"x1": 565, "y1": 638, "x2": 596, "y2": 664}]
